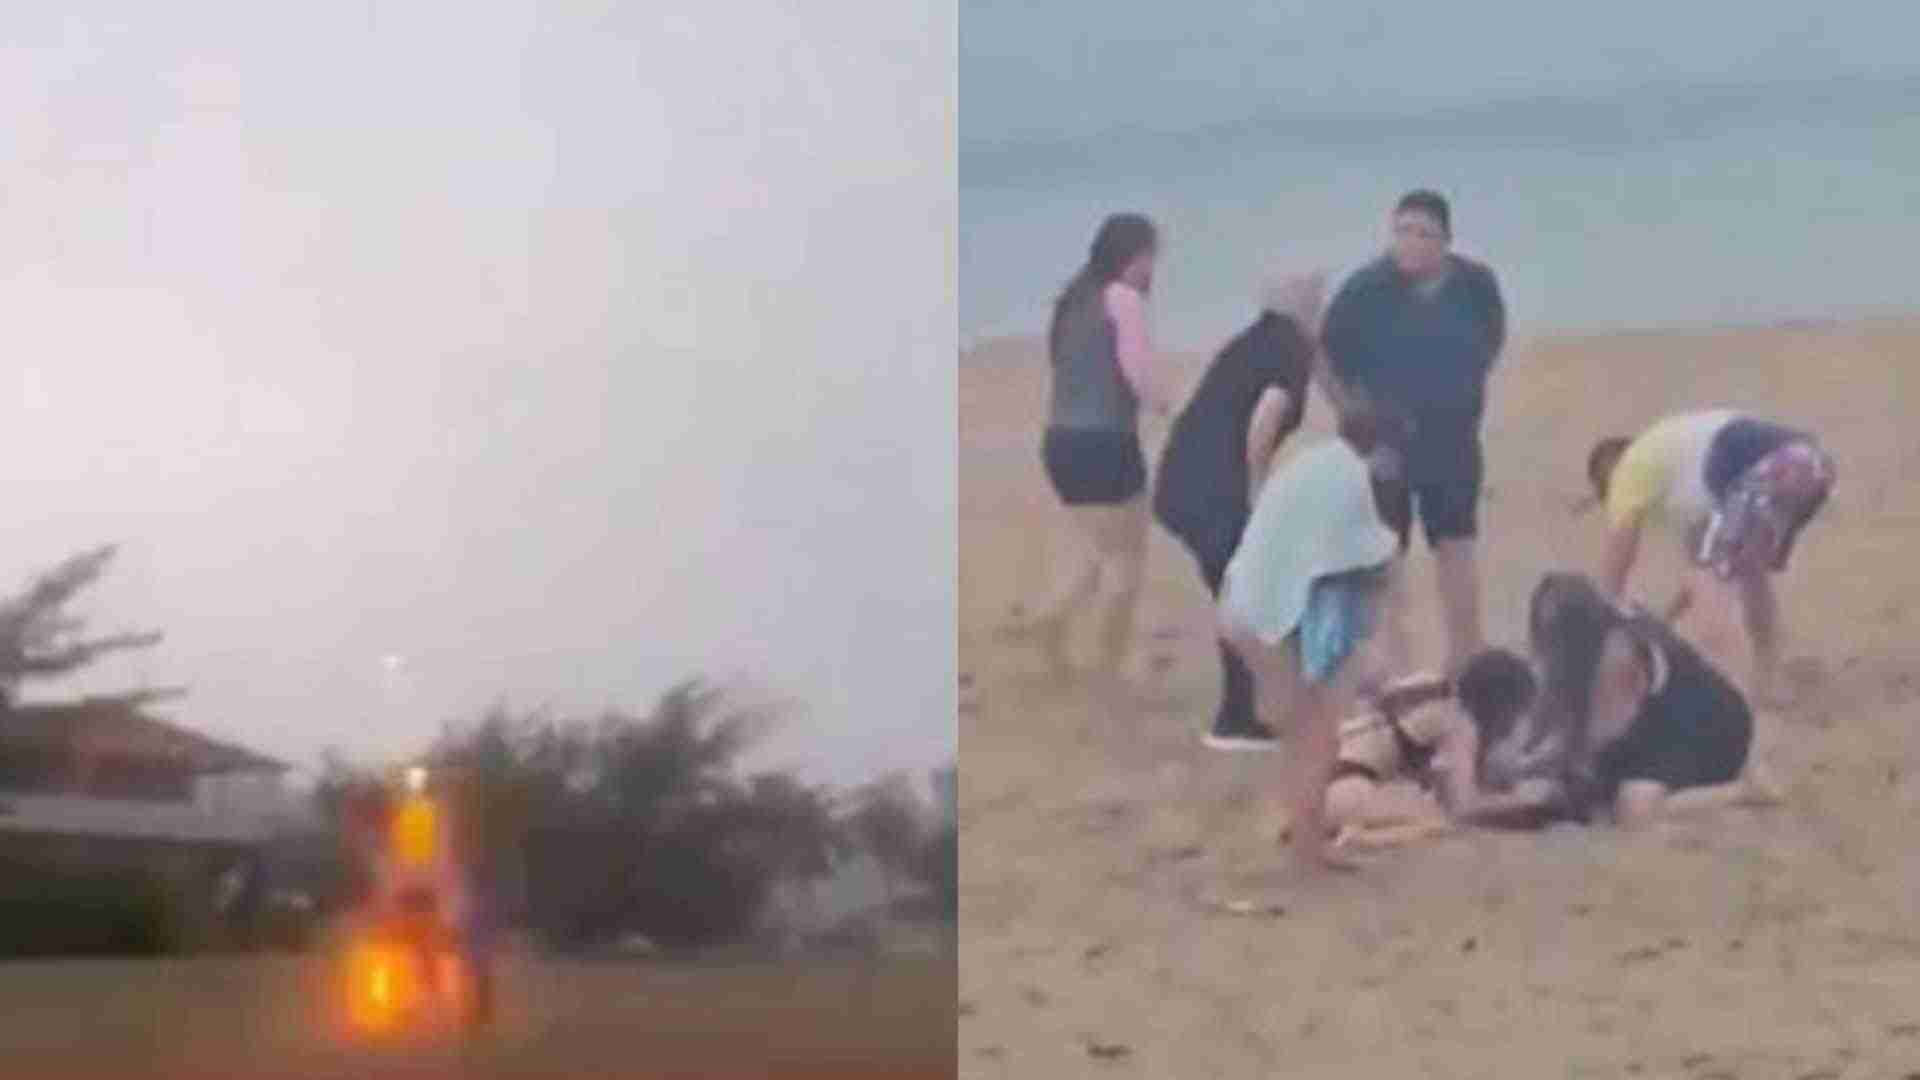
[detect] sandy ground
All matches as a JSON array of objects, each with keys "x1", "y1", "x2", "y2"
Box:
[
  {"x1": 960, "y1": 320, "x2": 1920, "y2": 1079},
  {"x1": 0, "y1": 945, "x2": 955, "y2": 1078}
]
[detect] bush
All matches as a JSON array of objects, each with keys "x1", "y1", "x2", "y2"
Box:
[{"x1": 0, "y1": 863, "x2": 181, "y2": 957}]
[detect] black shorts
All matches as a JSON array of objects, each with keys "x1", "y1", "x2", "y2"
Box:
[
  {"x1": 1407, "y1": 433, "x2": 1483, "y2": 544},
  {"x1": 1607, "y1": 710, "x2": 1750, "y2": 794},
  {"x1": 1042, "y1": 427, "x2": 1146, "y2": 506}
]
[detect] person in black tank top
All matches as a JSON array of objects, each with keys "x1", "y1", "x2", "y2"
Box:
[
  {"x1": 1153, "y1": 274, "x2": 1319, "y2": 751},
  {"x1": 1459, "y1": 573, "x2": 1773, "y2": 829},
  {"x1": 1589, "y1": 613, "x2": 1756, "y2": 825},
  {"x1": 1004, "y1": 214, "x2": 1168, "y2": 677}
]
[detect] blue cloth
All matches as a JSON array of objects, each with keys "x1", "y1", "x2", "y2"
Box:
[{"x1": 1299, "y1": 569, "x2": 1383, "y2": 684}]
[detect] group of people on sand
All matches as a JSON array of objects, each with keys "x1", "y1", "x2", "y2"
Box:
[{"x1": 1006, "y1": 189, "x2": 1837, "y2": 875}]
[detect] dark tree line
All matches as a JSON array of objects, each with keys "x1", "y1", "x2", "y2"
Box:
[
  {"x1": 0, "y1": 544, "x2": 956, "y2": 955},
  {"x1": 313, "y1": 682, "x2": 956, "y2": 950}
]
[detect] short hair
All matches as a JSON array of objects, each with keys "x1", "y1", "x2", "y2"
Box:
[
  {"x1": 1455, "y1": 647, "x2": 1537, "y2": 745},
  {"x1": 1587, "y1": 436, "x2": 1630, "y2": 500},
  {"x1": 1395, "y1": 189, "x2": 1451, "y2": 236}
]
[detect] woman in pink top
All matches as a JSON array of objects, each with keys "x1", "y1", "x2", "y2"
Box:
[{"x1": 1005, "y1": 213, "x2": 1180, "y2": 676}]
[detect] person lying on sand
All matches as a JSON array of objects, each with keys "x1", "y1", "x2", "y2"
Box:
[
  {"x1": 1218, "y1": 402, "x2": 1416, "y2": 873},
  {"x1": 1587, "y1": 410, "x2": 1835, "y2": 717},
  {"x1": 1305, "y1": 651, "x2": 1537, "y2": 849},
  {"x1": 1473, "y1": 572, "x2": 1779, "y2": 829}
]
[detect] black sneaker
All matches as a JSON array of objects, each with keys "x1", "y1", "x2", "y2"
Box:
[{"x1": 1202, "y1": 718, "x2": 1279, "y2": 752}]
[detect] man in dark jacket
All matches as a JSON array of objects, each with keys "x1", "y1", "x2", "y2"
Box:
[{"x1": 1320, "y1": 190, "x2": 1506, "y2": 682}]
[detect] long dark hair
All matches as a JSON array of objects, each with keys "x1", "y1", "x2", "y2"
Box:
[
  {"x1": 1048, "y1": 213, "x2": 1158, "y2": 365},
  {"x1": 1527, "y1": 572, "x2": 1623, "y2": 777}
]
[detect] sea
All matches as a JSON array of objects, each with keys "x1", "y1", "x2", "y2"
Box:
[{"x1": 962, "y1": 69, "x2": 1920, "y2": 351}]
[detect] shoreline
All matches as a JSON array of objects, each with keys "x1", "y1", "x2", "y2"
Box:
[{"x1": 960, "y1": 307, "x2": 1920, "y2": 365}]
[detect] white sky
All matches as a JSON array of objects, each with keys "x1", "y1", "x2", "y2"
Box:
[{"x1": 0, "y1": 4, "x2": 956, "y2": 790}]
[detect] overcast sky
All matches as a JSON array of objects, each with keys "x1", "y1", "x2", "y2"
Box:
[{"x1": 1, "y1": 4, "x2": 955, "y2": 790}]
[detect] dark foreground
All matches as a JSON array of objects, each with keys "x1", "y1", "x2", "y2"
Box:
[{"x1": 0, "y1": 942, "x2": 956, "y2": 1078}]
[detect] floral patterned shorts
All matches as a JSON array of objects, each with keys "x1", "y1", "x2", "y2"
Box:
[{"x1": 1693, "y1": 441, "x2": 1834, "y2": 580}]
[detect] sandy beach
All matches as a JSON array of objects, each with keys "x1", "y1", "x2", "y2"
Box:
[{"x1": 959, "y1": 319, "x2": 1920, "y2": 1078}]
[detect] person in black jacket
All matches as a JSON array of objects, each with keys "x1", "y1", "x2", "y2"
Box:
[
  {"x1": 1153, "y1": 273, "x2": 1321, "y2": 750},
  {"x1": 1320, "y1": 190, "x2": 1506, "y2": 684}
]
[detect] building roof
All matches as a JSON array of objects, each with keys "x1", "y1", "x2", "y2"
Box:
[
  {"x1": 0, "y1": 791, "x2": 270, "y2": 846},
  {"x1": 0, "y1": 698, "x2": 288, "y2": 775}
]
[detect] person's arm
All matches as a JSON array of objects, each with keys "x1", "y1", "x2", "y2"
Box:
[
  {"x1": 1257, "y1": 302, "x2": 1316, "y2": 435},
  {"x1": 1662, "y1": 585, "x2": 1695, "y2": 624},
  {"x1": 1315, "y1": 268, "x2": 1378, "y2": 414},
  {"x1": 1617, "y1": 778, "x2": 1764, "y2": 825},
  {"x1": 1426, "y1": 714, "x2": 1481, "y2": 817},
  {"x1": 1599, "y1": 517, "x2": 1643, "y2": 600},
  {"x1": 1106, "y1": 282, "x2": 1176, "y2": 416},
  {"x1": 1470, "y1": 261, "x2": 1507, "y2": 366},
  {"x1": 1244, "y1": 385, "x2": 1291, "y2": 503},
  {"x1": 1453, "y1": 778, "x2": 1572, "y2": 830}
]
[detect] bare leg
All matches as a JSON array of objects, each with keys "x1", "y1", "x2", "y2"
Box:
[
  {"x1": 1013, "y1": 555, "x2": 1099, "y2": 632},
  {"x1": 1680, "y1": 568, "x2": 1747, "y2": 688},
  {"x1": 1009, "y1": 498, "x2": 1146, "y2": 673},
  {"x1": 1432, "y1": 538, "x2": 1484, "y2": 678},
  {"x1": 1093, "y1": 498, "x2": 1150, "y2": 676},
  {"x1": 1002, "y1": 542, "x2": 1098, "y2": 672},
  {"x1": 1324, "y1": 776, "x2": 1446, "y2": 832},
  {"x1": 1739, "y1": 571, "x2": 1783, "y2": 707},
  {"x1": 1614, "y1": 777, "x2": 1771, "y2": 827},
  {"x1": 1350, "y1": 561, "x2": 1414, "y2": 696},
  {"x1": 1665, "y1": 780, "x2": 1777, "y2": 815},
  {"x1": 1680, "y1": 567, "x2": 1785, "y2": 802},
  {"x1": 1281, "y1": 648, "x2": 1366, "y2": 873},
  {"x1": 1223, "y1": 620, "x2": 1312, "y2": 846}
]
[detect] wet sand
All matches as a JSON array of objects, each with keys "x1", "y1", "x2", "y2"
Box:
[{"x1": 960, "y1": 319, "x2": 1920, "y2": 1078}]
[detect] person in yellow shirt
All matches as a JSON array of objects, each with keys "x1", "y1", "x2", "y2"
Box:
[{"x1": 1587, "y1": 410, "x2": 1834, "y2": 795}]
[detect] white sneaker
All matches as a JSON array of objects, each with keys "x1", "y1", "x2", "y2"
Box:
[{"x1": 1202, "y1": 724, "x2": 1280, "y2": 753}]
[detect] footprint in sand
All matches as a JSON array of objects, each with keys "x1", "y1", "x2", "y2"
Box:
[
  {"x1": 1885, "y1": 669, "x2": 1920, "y2": 706},
  {"x1": 959, "y1": 670, "x2": 983, "y2": 715},
  {"x1": 1782, "y1": 655, "x2": 1828, "y2": 695},
  {"x1": 1143, "y1": 844, "x2": 1205, "y2": 867}
]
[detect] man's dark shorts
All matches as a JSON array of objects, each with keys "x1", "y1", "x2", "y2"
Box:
[{"x1": 1407, "y1": 431, "x2": 1483, "y2": 545}]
